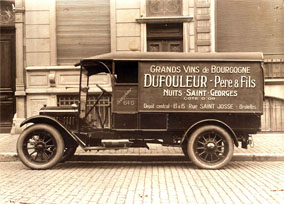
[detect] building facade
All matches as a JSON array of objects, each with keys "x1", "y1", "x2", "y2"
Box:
[{"x1": 1, "y1": 0, "x2": 283, "y2": 133}]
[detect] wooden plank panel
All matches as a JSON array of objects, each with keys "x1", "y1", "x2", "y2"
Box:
[
  {"x1": 0, "y1": 41, "x2": 11, "y2": 88},
  {"x1": 261, "y1": 98, "x2": 284, "y2": 132},
  {"x1": 56, "y1": 0, "x2": 110, "y2": 65},
  {"x1": 261, "y1": 100, "x2": 269, "y2": 131}
]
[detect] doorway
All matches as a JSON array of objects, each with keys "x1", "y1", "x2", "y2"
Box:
[
  {"x1": 0, "y1": 27, "x2": 16, "y2": 133},
  {"x1": 147, "y1": 23, "x2": 183, "y2": 52}
]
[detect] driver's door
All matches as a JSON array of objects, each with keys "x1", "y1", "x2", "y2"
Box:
[{"x1": 80, "y1": 71, "x2": 111, "y2": 129}]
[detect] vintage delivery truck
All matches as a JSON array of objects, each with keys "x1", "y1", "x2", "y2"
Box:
[{"x1": 17, "y1": 52, "x2": 264, "y2": 170}]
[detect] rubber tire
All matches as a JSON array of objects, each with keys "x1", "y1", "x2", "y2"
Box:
[
  {"x1": 17, "y1": 124, "x2": 64, "y2": 170},
  {"x1": 187, "y1": 125, "x2": 234, "y2": 169}
]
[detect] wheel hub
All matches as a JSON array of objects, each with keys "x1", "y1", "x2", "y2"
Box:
[
  {"x1": 35, "y1": 142, "x2": 46, "y2": 152},
  {"x1": 207, "y1": 142, "x2": 215, "y2": 149}
]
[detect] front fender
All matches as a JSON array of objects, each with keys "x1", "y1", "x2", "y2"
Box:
[
  {"x1": 21, "y1": 115, "x2": 86, "y2": 147},
  {"x1": 21, "y1": 115, "x2": 60, "y2": 127}
]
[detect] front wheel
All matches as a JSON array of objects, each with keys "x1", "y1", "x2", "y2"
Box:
[
  {"x1": 17, "y1": 124, "x2": 64, "y2": 170},
  {"x1": 187, "y1": 125, "x2": 234, "y2": 169}
]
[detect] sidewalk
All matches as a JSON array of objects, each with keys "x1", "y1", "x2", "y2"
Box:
[{"x1": 0, "y1": 133, "x2": 284, "y2": 162}]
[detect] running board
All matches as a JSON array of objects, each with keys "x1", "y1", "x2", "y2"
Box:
[{"x1": 83, "y1": 139, "x2": 149, "y2": 151}]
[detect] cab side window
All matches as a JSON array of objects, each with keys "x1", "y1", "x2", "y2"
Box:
[{"x1": 115, "y1": 61, "x2": 138, "y2": 83}]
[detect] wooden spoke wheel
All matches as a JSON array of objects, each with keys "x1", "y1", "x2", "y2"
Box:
[
  {"x1": 187, "y1": 125, "x2": 234, "y2": 169},
  {"x1": 17, "y1": 124, "x2": 64, "y2": 170}
]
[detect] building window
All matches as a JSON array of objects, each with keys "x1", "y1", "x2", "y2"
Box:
[
  {"x1": 147, "y1": 23, "x2": 183, "y2": 52},
  {"x1": 56, "y1": 0, "x2": 110, "y2": 65},
  {"x1": 0, "y1": 0, "x2": 15, "y2": 26},
  {"x1": 146, "y1": 0, "x2": 182, "y2": 17}
]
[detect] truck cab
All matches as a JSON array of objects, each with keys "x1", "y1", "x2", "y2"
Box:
[{"x1": 17, "y1": 52, "x2": 264, "y2": 170}]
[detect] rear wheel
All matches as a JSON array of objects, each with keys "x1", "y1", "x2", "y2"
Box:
[
  {"x1": 187, "y1": 125, "x2": 234, "y2": 169},
  {"x1": 17, "y1": 124, "x2": 64, "y2": 170}
]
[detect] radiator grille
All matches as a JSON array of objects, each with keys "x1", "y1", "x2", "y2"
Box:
[{"x1": 56, "y1": 116, "x2": 77, "y2": 128}]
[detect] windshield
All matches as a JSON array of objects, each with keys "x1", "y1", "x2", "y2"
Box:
[
  {"x1": 79, "y1": 66, "x2": 113, "y2": 129},
  {"x1": 79, "y1": 69, "x2": 89, "y2": 119}
]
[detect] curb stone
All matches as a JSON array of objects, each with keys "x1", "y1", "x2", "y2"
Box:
[
  {"x1": 1, "y1": 153, "x2": 284, "y2": 162},
  {"x1": 233, "y1": 153, "x2": 284, "y2": 161},
  {"x1": 0, "y1": 153, "x2": 18, "y2": 162}
]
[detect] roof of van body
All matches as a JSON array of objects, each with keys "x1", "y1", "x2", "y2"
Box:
[
  {"x1": 80, "y1": 52, "x2": 263, "y2": 64},
  {"x1": 78, "y1": 52, "x2": 263, "y2": 75}
]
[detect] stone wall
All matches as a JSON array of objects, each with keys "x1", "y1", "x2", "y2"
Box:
[
  {"x1": 25, "y1": 0, "x2": 56, "y2": 66},
  {"x1": 114, "y1": 0, "x2": 141, "y2": 51},
  {"x1": 195, "y1": 0, "x2": 212, "y2": 52}
]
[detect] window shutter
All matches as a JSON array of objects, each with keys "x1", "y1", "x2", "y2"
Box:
[
  {"x1": 216, "y1": 0, "x2": 284, "y2": 54},
  {"x1": 56, "y1": 0, "x2": 110, "y2": 65}
]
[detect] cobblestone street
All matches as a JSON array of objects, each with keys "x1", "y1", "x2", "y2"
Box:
[{"x1": 0, "y1": 161, "x2": 283, "y2": 204}]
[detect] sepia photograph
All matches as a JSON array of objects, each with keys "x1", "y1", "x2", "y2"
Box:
[{"x1": 0, "y1": 0, "x2": 284, "y2": 203}]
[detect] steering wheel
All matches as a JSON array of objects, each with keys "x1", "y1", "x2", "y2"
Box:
[{"x1": 96, "y1": 84, "x2": 111, "y2": 96}]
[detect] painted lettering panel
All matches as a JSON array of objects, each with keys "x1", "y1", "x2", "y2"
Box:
[{"x1": 138, "y1": 61, "x2": 263, "y2": 113}]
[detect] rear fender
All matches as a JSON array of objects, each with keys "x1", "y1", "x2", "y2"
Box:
[
  {"x1": 21, "y1": 115, "x2": 86, "y2": 148},
  {"x1": 181, "y1": 119, "x2": 239, "y2": 147}
]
